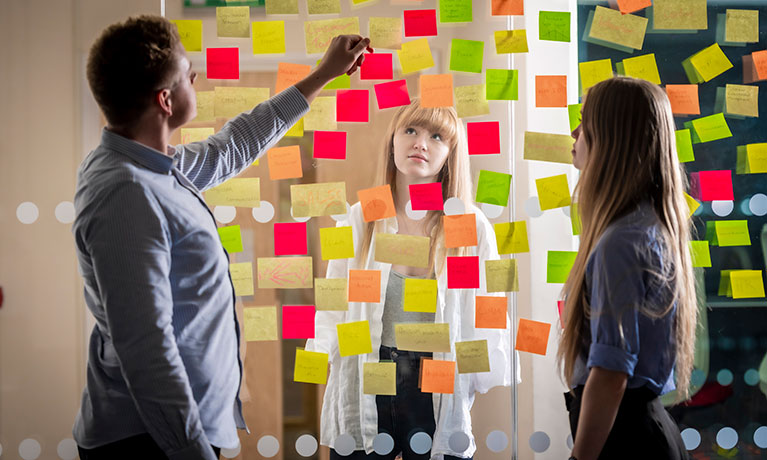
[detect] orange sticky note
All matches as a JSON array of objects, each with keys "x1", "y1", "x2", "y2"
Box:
[
  {"x1": 666, "y1": 84, "x2": 700, "y2": 115},
  {"x1": 276, "y1": 62, "x2": 312, "y2": 94},
  {"x1": 492, "y1": 0, "x2": 523, "y2": 16},
  {"x1": 348, "y1": 269, "x2": 381, "y2": 303},
  {"x1": 443, "y1": 214, "x2": 478, "y2": 248},
  {"x1": 515, "y1": 318, "x2": 551, "y2": 356},
  {"x1": 267, "y1": 145, "x2": 303, "y2": 180},
  {"x1": 421, "y1": 359, "x2": 455, "y2": 393},
  {"x1": 476, "y1": 296, "x2": 507, "y2": 328},
  {"x1": 358, "y1": 184, "x2": 396, "y2": 222},
  {"x1": 617, "y1": 0, "x2": 651, "y2": 14},
  {"x1": 535, "y1": 75, "x2": 567, "y2": 108},
  {"x1": 753, "y1": 50, "x2": 767, "y2": 81},
  {"x1": 420, "y1": 74, "x2": 454, "y2": 108}
]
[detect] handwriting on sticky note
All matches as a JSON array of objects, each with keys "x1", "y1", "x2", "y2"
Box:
[
  {"x1": 315, "y1": 278, "x2": 348, "y2": 311},
  {"x1": 171, "y1": 20, "x2": 202, "y2": 52},
  {"x1": 403, "y1": 278, "x2": 438, "y2": 313},
  {"x1": 374, "y1": 233, "x2": 431, "y2": 268},
  {"x1": 456, "y1": 340, "x2": 490, "y2": 373},
  {"x1": 369, "y1": 17, "x2": 402, "y2": 50},
  {"x1": 725, "y1": 9, "x2": 759, "y2": 43},
  {"x1": 440, "y1": 0, "x2": 472, "y2": 23},
  {"x1": 276, "y1": 62, "x2": 311, "y2": 93},
  {"x1": 363, "y1": 362, "x2": 396, "y2": 395},
  {"x1": 524, "y1": 132, "x2": 574, "y2": 164},
  {"x1": 447, "y1": 256, "x2": 479, "y2": 289},
  {"x1": 348, "y1": 270, "x2": 381, "y2": 303},
  {"x1": 230, "y1": 262, "x2": 254, "y2": 296},
  {"x1": 476, "y1": 170, "x2": 511, "y2": 206},
  {"x1": 252, "y1": 21, "x2": 285, "y2": 54},
  {"x1": 588, "y1": 6, "x2": 647, "y2": 50},
  {"x1": 714, "y1": 220, "x2": 751, "y2": 247},
  {"x1": 282, "y1": 305, "x2": 315, "y2": 339},
  {"x1": 455, "y1": 84, "x2": 490, "y2": 118},
  {"x1": 395, "y1": 323, "x2": 451, "y2": 352},
  {"x1": 494, "y1": 30, "x2": 528, "y2": 53},
  {"x1": 268, "y1": 145, "x2": 302, "y2": 181},
  {"x1": 217, "y1": 6, "x2": 250, "y2": 38},
  {"x1": 257, "y1": 256, "x2": 313, "y2": 289},
  {"x1": 515, "y1": 318, "x2": 551, "y2": 355},
  {"x1": 205, "y1": 178, "x2": 260, "y2": 207},
  {"x1": 494, "y1": 221, "x2": 528, "y2": 254},
  {"x1": 266, "y1": 0, "x2": 298, "y2": 15},
  {"x1": 666, "y1": 85, "x2": 700, "y2": 115},
  {"x1": 214, "y1": 87, "x2": 269, "y2": 119},
  {"x1": 181, "y1": 127, "x2": 215, "y2": 144},
  {"x1": 307, "y1": 0, "x2": 340, "y2": 14},
  {"x1": 653, "y1": 0, "x2": 707, "y2": 30},
  {"x1": 304, "y1": 17, "x2": 360, "y2": 54},
  {"x1": 622, "y1": 54, "x2": 661, "y2": 85},
  {"x1": 337, "y1": 320, "x2": 373, "y2": 356},
  {"x1": 449, "y1": 39, "x2": 484, "y2": 73},
  {"x1": 467, "y1": 121, "x2": 501, "y2": 155},
  {"x1": 244, "y1": 306, "x2": 278, "y2": 341},
  {"x1": 688, "y1": 44, "x2": 733, "y2": 83},
  {"x1": 420, "y1": 74, "x2": 454, "y2": 108},
  {"x1": 409, "y1": 182, "x2": 443, "y2": 211},
  {"x1": 539, "y1": 11, "x2": 570, "y2": 42},
  {"x1": 689, "y1": 113, "x2": 732, "y2": 143},
  {"x1": 547, "y1": 251, "x2": 577, "y2": 283},
  {"x1": 218, "y1": 225, "x2": 243, "y2": 253},
  {"x1": 421, "y1": 359, "x2": 455, "y2": 393},
  {"x1": 294, "y1": 348, "x2": 328, "y2": 384},
  {"x1": 397, "y1": 38, "x2": 434, "y2": 74},
  {"x1": 725, "y1": 84, "x2": 758, "y2": 118},
  {"x1": 320, "y1": 226, "x2": 354, "y2": 260},
  {"x1": 290, "y1": 182, "x2": 346, "y2": 217},
  {"x1": 486, "y1": 259, "x2": 519, "y2": 293},
  {"x1": 730, "y1": 270, "x2": 765, "y2": 299},
  {"x1": 443, "y1": 214, "x2": 477, "y2": 249},
  {"x1": 486, "y1": 69, "x2": 518, "y2": 100},
  {"x1": 536, "y1": 174, "x2": 571, "y2": 210},
  {"x1": 535, "y1": 75, "x2": 567, "y2": 108},
  {"x1": 476, "y1": 296, "x2": 508, "y2": 328},
  {"x1": 358, "y1": 184, "x2": 396, "y2": 222}
]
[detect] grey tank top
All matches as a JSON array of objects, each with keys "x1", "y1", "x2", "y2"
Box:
[{"x1": 380, "y1": 269, "x2": 436, "y2": 347}]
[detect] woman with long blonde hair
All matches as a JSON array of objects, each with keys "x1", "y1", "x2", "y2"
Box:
[{"x1": 558, "y1": 77, "x2": 697, "y2": 460}]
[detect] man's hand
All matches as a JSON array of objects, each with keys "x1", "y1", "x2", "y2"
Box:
[{"x1": 294, "y1": 35, "x2": 373, "y2": 103}]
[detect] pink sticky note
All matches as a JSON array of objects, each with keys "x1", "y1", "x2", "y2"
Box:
[
  {"x1": 282, "y1": 305, "x2": 315, "y2": 339},
  {"x1": 447, "y1": 256, "x2": 479, "y2": 289},
  {"x1": 206, "y1": 47, "x2": 239, "y2": 79},
  {"x1": 409, "y1": 182, "x2": 443, "y2": 210},
  {"x1": 467, "y1": 121, "x2": 501, "y2": 155},
  {"x1": 374, "y1": 80, "x2": 411, "y2": 109},
  {"x1": 274, "y1": 222, "x2": 307, "y2": 256},
  {"x1": 698, "y1": 170, "x2": 734, "y2": 201},
  {"x1": 337, "y1": 89, "x2": 369, "y2": 122},
  {"x1": 313, "y1": 131, "x2": 347, "y2": 159},
  {"x1": 360, "y1": 53, "x2": 394, "y2": 80},
  {"x1": 688, "y1": 172, "x2": 701, "y2": 200},
  {"x1": 404, "y1": 9, "x2": 438, "y2": 37}
]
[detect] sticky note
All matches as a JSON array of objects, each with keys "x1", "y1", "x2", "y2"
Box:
[
  {"x1": 494, "y1": 30, "x2": 528, "y2": 54},
  {"x1": 348, "y1": 270, "x2": 381, "y2": 303},
  {"x1": 305, "y1": 96, "x2": 337, "y2": 131},
  {"x1": 374, "y1": 80, "x2": 411, "y2": 109},
  {"x1": 181, "y1": 128, "x2": 215, "y2": 144},
  {"x1": 274, "y1": 222, "x2": 307, "y2": 256},
  {"x1": 698, "y1": 170, "x2": 733, "y2": 201},
  {"x1": 266, "y1": 0, "x2": 298, "y2": 15},
  {"x1": 205, "y1": 178, "x2": 260, "y2": 207},
  {"x1": 730, "y1": 271, "x2": 765, "y2": 299},
  {"x1": 455, "y1": 340, "x2": 490, "y2": 373},
  {"x1": 420, "y1": 74, "x2": 454, "y2": 108},
  {"x1": 467, "y1": 122, "x2": 501, "y2": 155},
  {"x1": 568, "y1": 104, "x2": 582, "y2": 132},
  {"x1": 579, "y1": 59, "x2": 612, "y2": 95},
  {"x1": 718, "y1": 270, "x2": 733, "y2": 297},
  {"x1": 409, "y1": 182, "x2": 443, "y2": 211},
  {"x1": 290, "y1": 182, "x2": 346, "y2": 217},
  {"x1": 447, "y1": 256, "x2": 480, "y2": 289},
  {"x1": 283, "y1": 305, "x2": 315, "y2": 339},
  {"x1": 307, "y1": 0, "x2": 340, "y2": 14},
  {"x1": 492, "y1": 0, "x2": 523, "y2": 16},
  {"x1": 444, "y1": 214, "x2": 477, "y2": 248},
  {"x1": 374, "y1": 233, "x2": 431, "y2": 268},
  {"x1": 286, "y1": 118, "x2": 304, "y2": 137},
  {"x1": 455, "y1": 84, "x2": 490, "y2": 118},
  {"x1": 536, "y1": 174, "x2": 571, "y2": 211},
  {"x1": 725, "y1": 10, "x2": 759, "y2": 43},
  {"x1": 313, "y1": 131, "x2": 347, "y2": 160},
  {"x1": 539, "y1": 11, "x2": 570, "y2": 42},
  {"x1": 403, "y1": 9, "x2": 437, "y2": 37},
  {"x1": 230, "y1": 262, "x2": 254, "y2": 296},
  {"x1": 571, "y1": 203, "x2": 582, "y2": 236},
  {"x1": 275, "y1": 62, "x2": 311, "y2": 93},
  {"x1": 403, "y1": 278, "x2": 438, "y2": 313},
  {"x1": 589, "y1": 6, "x2": 647, "y2": 50},
  {"x1": 535, "y1": 75, "x2": 567, "y2": 108},
  {"x1": 476, "y1": 296, "x2": 507, "y2": 328},
  {"x1": 738, "y1": 143, "x2": 767, "y2": 174},
  {"x1": 171, "y1": 20, "x2": 203, "y2": 52},
  {"x1": 486, "y1": 69, "x2": 519, "y2": 100},
  {"x1": 206, "y1": 48, "x2": 239, "y2": 80},
  {"x1": 337, "y1": 320, "x2": 373, "y2": 356},
  {"x1": 294, "y1": 348, "x2": 328, "y2": 385},
  {"x1": 369, "y1": 17, "x2": 403, "y2": 50},
  {"x1": 267, "y1": 145, "x2": 302, "y2": 181},
  {"x1": 523, "y1": 131, "x2": 574, "y2": 164},
  {"x1": 360, "y1": 53, "x2": 393, "y2": 80},
  {"x1": 676, "y1": 129, "x2": 695, "y2": 163},
  {"x1": 476, "y1": 170, "x2": 511, "y2": 206},
  {"x1": 337, "y1": 89, "x2": 369, "y2": 123},
  {"x1": 494, "y1": 221, "x2": 529, "y2": 254},
  {"x1": 315, "y1": 278, "x2": 348, "y2": 311},
  {"x1": 322, "y1": 61, "x2": 351, "y2": 90},
  {"x1": 358, "y1": 184, "x2": 396, "y2": 222},
  {"x1": 217, "y1": 6, "x2": 250, "y2": 38},
  {"x1": 449, "y1": 39, "x2": 484, "y2": 73},
  {"x1": 193, "y1": 91, "x2": 215, "y2": 122},
  {"x1": 666, "y1": 85, "x2": 700, "y2": 115},
  {"x1": 689, "y1": 241, "x2": 712, "y2": 268},
  {"x1": 218, "y1": 225, "x2": 243, "y2": 253},
  {"x1": 257, "y1": 256, "x2": 313, "y2": 289},
  {"x1": 713, "y1": 220, "x2": 751, "y2": 247},
  {"x1": 725, "y1": 84, "x2": 758, "y2": 118},
  {"x1": 547, "y1": 251, "x2": 577, "y2": 283},
  {"x1": 363, "y1": 362, "x2": 396, "y2": 395},
  {"x1": 515, "y1": 318, "x2": 551, "y2": 355},
  {"x1": 753, "y1": 50, "x2": 767, "y2": 81},
  {"x1": 689, "y1": 113, "x2": 732, "y2": 143},
  {"x1": 421, "y1": 359, "x2": 455, "y2": 393},
  {"x1": 617, "y1": 0, "x2": 651, "y2": 14},
  {"x1": 244, "y1": 306, "x2": 278, "y2": 341},
  {"x1": 304, "y1": 17, "x2": 360, "y2": 54},
  {"x1": 395, "y1": 323, "x2": 451, "y2": 352},
  {"x1": 622, "y1": 54, "x2": 661, "y2": 85},
  {"x1": 652, "y1": 0, "x2": 707, "y2": 30},
  {"x1": 486, "y1": 259, "x2": 519, "y2": 293},
  {"x1": 686, "y1": 44, "x2": 733, "y2": 83},
  {"x1": 214, "y1": 87, "x2": 269, "y2": 119},
  {"x1": 685, "y1": 192, "x2": 700, "y2": 218},
  {"x1": 320, "y1": 226, "x2": 354, "y2": 260},
  {"x1": 439, "y1": 0, "x2": 472, "y2": 22}
]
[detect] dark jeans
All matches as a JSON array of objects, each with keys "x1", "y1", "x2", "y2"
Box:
[
  {"x1": 77, "y1": 433, "x2": 220, "y2": 459},
  {"x1": 331, "y1": 345, "x2": 472, "y2": 460},
  {"x1": 565, "y1": 385, "x2": 689, "y2": 460}
]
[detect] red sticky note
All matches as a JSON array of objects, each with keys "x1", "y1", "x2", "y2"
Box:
[
  {"x1": 282, "y1": 305, "x2": 315, "y2": 339},
  {"x1": 515, "y1": 318, "x2": 551, "y2": 355},
  {"x1": 313, "y1": 131, "x2": 347, "y2": 159},
  {"x1": 404, "y1": 9, "x2": 438, "y2": 37},
  {"x1": 447, "y1": 256, "x2": 479, "y2": 289},
  {"x1": 467, "y1": 121, "x2": 501, "y2": 155},
  {"x1": 556, "y1": 300, "x2": 564, "y2": 328},
  {"x1": 374, "y1": 80, "x2": 411, "y2": 109},
  {"x1": 688, "y1": 172, "x2": 702, "y2": 200},
  {"x1": 535, "y1": 75, "x2": 567, "y2": 108},
  {"x1": 206, "y1": 47, "x2": 239, "y2": 79},
  {"x1": 360, "y1": 53, "x2": 394, "y2": 80},
  {"x1": 409, "y1": 182, "x2": 443, "y2": 210},
  {"x1": 274, "y1": 222, "x2": 307, "y2": 256},
  {"x1": 337, "y1": 89, "x2": 369, "y2": 123},
  {"x1": 698, "y1": 170, "x2": 734, "y2": 201}
]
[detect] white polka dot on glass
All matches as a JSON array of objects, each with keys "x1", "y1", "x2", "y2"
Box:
[
  {"x1": 481, "y1": 202, "x2": 504, "y2": 219},
  {"x1": 711, "y1": 200, "x2": 734, "y2": 217},
  {"x1": 754, "y1": 426, "x2": 767, "y2": 449},
  {"x1": 744, "y1": 368, "x2": 760, "y2": 386},
  {"x1": 17, "y1": 202, "x2": 39, "y2": 224},
  {"x1": 716, "y1": 369, "x2": 734, "y2": 386},
  {"x1": 295, "y1": 434, "x2": 318, "y2": 457},
  {"x1": 448, "y1": 432, "x2": 470, "y2": 453},
  {"x1": 372, "y1": 433, "x2": 394, "y2": 455},
  {"x1": 19, "y1": 438, "x2": 41, "y2": 460},
  {"x1": 252, "y1": 201, "x2": 275, "y2": 223},
  {"x1": 716, "y1": 427, "x2": 738, "y2": 450},
  {"x1": 486, "y1": 430, "x2": 508, "y2": 453},
  {"x1": 524, "y1": 197, "x2": 542, "y2": 218},
  {"x1": 405, "y1": 200, "x2": 427, "y2": 220},
  {"x1": 57, "y1": 439, "x2": 77, "y2": 459},
  {"x1": 221, "y1": 443, "x2": 241, "y2": 459},
  {"x1": 55, "y1": 201, "x2": 76, "y2": 224},
  {"x1": 443, "y1": 197, "x2": 465, "y2": 216},
  {"x1": 748, "y1": 193, "x2": 767, "y2": 216},
  {"x1": 529, "y1": 431, "x2": 550, "y2": 453},
  {"x1": 681, "y1": 428, "x2": 701, "y2": 450},
  {"x1": 213, "y1": 206, "x2": 236, "y2": 224},
  {"x1": 333, "y1": 434, "x2": 355, "y2": 456},
  {"x1": 409, "y1": 432, "x2": 431, "y2": 455},
  {"x1": 257, "y1": 435, "x2": 280, "y2": 458}
]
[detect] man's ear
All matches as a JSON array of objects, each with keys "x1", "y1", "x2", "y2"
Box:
[{"x1": 156, "y1": 88, "x2": 172, "y2": 117}]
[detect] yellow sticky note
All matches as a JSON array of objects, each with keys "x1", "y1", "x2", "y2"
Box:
[
  {"x1": 746, "y1": 144, "x2": 767, "y2": 174},
  {"x1": 622, "y1": 54, "x2": 661, "y2": 85},
  {"x1": 685, "y1": 192, "x2": 700, "y2": 218},
  {"x1": 304, "y1": 17, "x2": 360, "y2": 54},
  {"x1": 320, "y1": 226, "x2": 355, "y2": 260},
  {"x1": 395, "y1": 323, "x2": 451, "y2": 353},
  {"x1": 725, "y1": 9, "x2": 759, "y2": 43},
  {"x1": 374, "y1": 233, "x2": 431, "y2": 268},
  {"x1": 205, "y1": 178, "x2": 260, "y2": 207},
  {"x1": 194, "y1": 91, "x2": 215, "y2": 122},
  {"x1": 308, "y1": 0, "x2": 340, "y2": 14},
  {"x1": 171, "y1": 20, "x2": 203, "y2": 52},
  {"x1": 337, "y1": 320, "x2": 373, "y2": 357},
  {"x1": 730, "y1": 270, "x2": 766, "y2": 299},
  {"x1": 181, "y1": 127, "x2": 215, "y2": 144},
  {"x1": 403, "y1": 278, "x2": 438, "y2": 313},
  {"x1": 579, "y1": 59, "x2": 613, "y2": 95},
  {"x1": 314, "y1": 278, "x2": 348, "y2": 311},
  {"x1": 397, "y1": 38, "x2": 435, "y2": 75},
  {"x1": 285, "y1": 118, "x2": 305, "y2": 137},
  {"x1": 304, "y1": 96, "x2": 337, "y2": 131},
  {"x1": 589, "y1": 6, "x2": 648, "y2": 50},
  {"x1": 485, "y1": 259, "x2": 519, "y2": 293},
  {"x1": 523, "y1": 131, "x2": 574, "y2": 164},
  {"x1": 290, "y1": 182, "x2": 346, "y2": 217},
  {"x1": 725, "y1": 84, "x2": 758, "y2": 118},
  {"x1": 494, "y1": 221, "x2": 529, "y2": 254},
  {"x1": 536, "y1": 174, "x2": 571, "y2": 211},
  {"x1": 294, "y1": 348, "x2": 329, "y2": 385},
  {"x1": 369, "y1": 17, "x2": 403, "y2": 50},
  {"x1": 718, "y1": 269, "x2": 733, "y2": 297},
  {"x1": 689, "y1": 241, "x2": 712, "y2": 268},
  {"x1": 455, "y1": 84, "x2": 490, "y2": 118},
  {"x1": 214, "y1": 87, "x2": 270, "y2": 119},
  {"x1": 363, "y1": 362, "x2": 396, "y2": 395},
  {"x1": 690, "y1": 113, "x2": 732, "y2": 142},
  {"x1": 688, "y1": 44, "x2": 733, "y2": 83},
  {"x1": 257, "y1": 256, "x2": 313, "y2": 289},
  {"x1": 494, "y1": 30, "x2": 528, "y2": 53},
  {"x1": 229, "y1": 262, "x2": 254, "y2": 296},
  {"x1": 715, "y1": 221, "x2": 751, "y2": 247},
  {"x1": 266, "y1": 0, "x2": 298, "y2": 15},
  {"x1": 244, "y1": 306, "x2": 278, "y2": 341},
  {"x1": 252, "y1": 21, "x2": 286, "y2": 54},
  {"x1": 217, "y1": 6, "x2": 250, "y2": 38},
  {"x1": 455, "y1": 340, "x2": 490, "y2": 374},
  {"x1": 653, "y1": 0, "x2": 707, "y2": 30}
]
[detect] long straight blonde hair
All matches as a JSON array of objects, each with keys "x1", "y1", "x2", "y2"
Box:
[
  {"x1": 557, "y1": 77, "x2": 698, "y2": 401},
  {"x1": 358, "y1": 98, "x2": 473, "y2": 275}
]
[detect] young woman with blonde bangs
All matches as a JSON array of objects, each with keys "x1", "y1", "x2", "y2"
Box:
[{"x1": 559, "y1": 77, "x2": 697, "y2": 460}]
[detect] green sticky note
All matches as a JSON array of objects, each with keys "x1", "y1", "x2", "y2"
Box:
[
  {"x1": 449, "y1": 39, "x2": 484, "y2": 73},
  {"x1": 316, "y1": 59, "x2": 350, "y2": 89},
  {"x1": 476, "y1": 170, "x2": 512, "y2": 206},
  {"x1": 718, "y1": 269, "x2": 733, "y2": 297},
  {"x1": 689, "y1": 241, "x2": 711, "y2": 268},
  {"x1": 547, "y1": 251, "x2": 578, "y2": 283},
  {"x1": 715, "y1": 220, "x2": 751, "y2": 247},
  {"x1": 403, "y1": 278, "x2": 438, "y2": 312},
  {"x1": 439, "y1": 0, "x2": 472, "y2": 23},
  {"x1": 536, "y1": 174, "x2": 571, "y2": 210},
  {"x1": 218, "y1": 225, "x2": 243, "y2": 253},
  {"x1": 170, "y1": 20, "x2": 203, "y2": 53},
  {"x1": 540, "y1": 11, "x2": 571, "y2": 42},
  {"x1": 568, "y1": 104, "x2": 582, "y2": 132},
  {"x1": 571, "y1": 203, "x2": 582, "y2": 236},
  {"x1": 676, "y1": 129, "x2": 695, "y2": 163},
  {"x1": 689, "y1": 113, "x2": 732, "y2": 143},
  {"x1": 486, "y1": 69, "x2": 518, "y2": 100}
]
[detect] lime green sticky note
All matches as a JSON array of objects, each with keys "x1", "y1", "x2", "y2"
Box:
[
  {"x1": 718, "y1": 269, "x2": 733, "y2": 297},
  {"x1": 568, "y1": 104, "x2": 582, "y2": 132},
  {"x1": 494, "y1": 221, "x2": 529, "y2": 254},
  {"x1": 494, "y1": 30, "x2": 529, "y2": 53},
  {"x1": 476, "y1": 170, "x2": 512, "y2": 206},
  {"x1": 676, "y1": 129, "x2": 695, "y2": 163},
  {"x1": 170, "y1": 20, "x2": 203, "y2": 52},
  {"x1": 715, "y1": 220, "x2": 751, "y2": 247},
  {"x1": 622, "y1": 54, "x2": 661, "y2": 85},
  {"x1": 730, "y1": 270, "x2": 766, "y2": 299},
  {"x1": 571, "y1": 203, "x2": 582, "y2": 236},
  {"x1": 536, "y1": 174, "x2": 571, "y2": 211},
  {"x1": 449, "y1": 39, "x2": 484, "y2": 73},
  {"x1": 218, "y1": 225, "x2": 243, "y2": 253},
  {"x1": 486, "y1": 69, "x2": 518, "y2": 100},
  {"x1": 579, "y1": 59, "x2": 612, "y2": 95},
  {"x1": 403, "y1": 278, "x2": 438, "y2": 313},
  {"x1": 687, "y1": 44, "x2": 733, "y2": 82},
  {"x1": 689, "y1": 113, "x2": 732, "y2": 143},
  {"x1": 689, "y1": 241, "x2": 711, "y2": 268},
  {"x1": 320, "y1": 226, "x2": 354, "y2": 260},
  {"x1": 252, "y1": 21, "x2": 285, "y2": 54},
  {"x1": 294, "y1": 348, "x2": 328, "y2": 384},
  {"x1": 337, "y1": 320, "x2": 373, "y2": 357},
  {"x1": 440, "y1": 0, "x2": 472, "y2": 23},
  {"x1": 539, "y1": 11, "x2": 571, "y2": 42},
  {"x1": 547, "y1": 251, "x2": 578, "y2": 283},
  {"x1": 397, "y1": 38, "x2": 434, "y2": 74}
]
